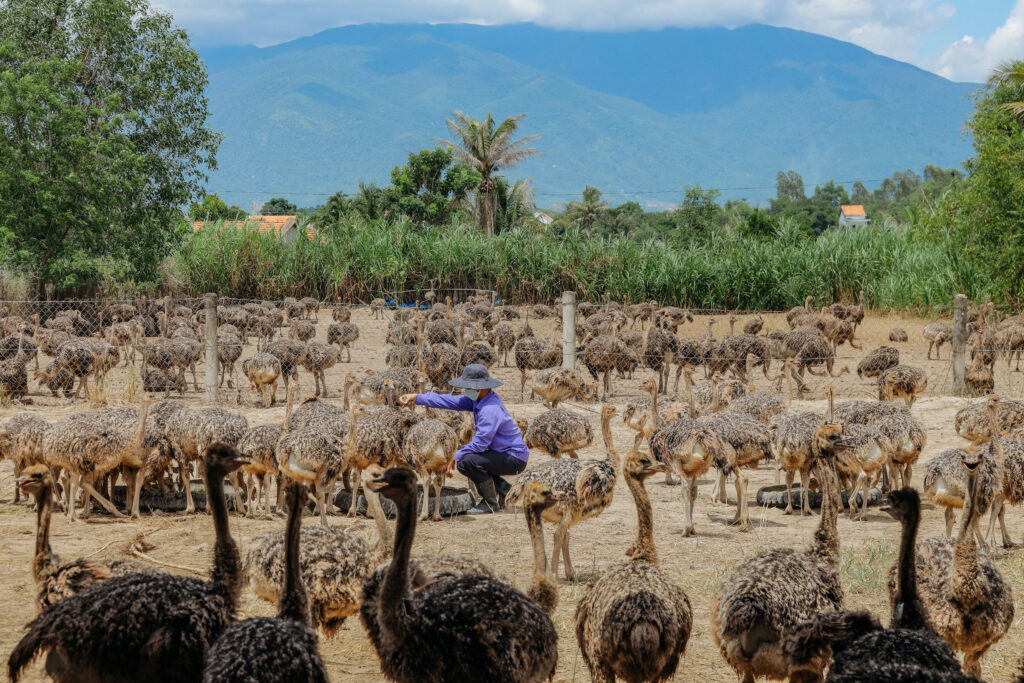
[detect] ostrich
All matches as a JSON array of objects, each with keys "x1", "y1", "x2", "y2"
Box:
[
  {"x1": 359, "y1": 467, "x2": 559, "y2": 683},
  {"x1": 507, "y1": 404, "x2": 621, "y2": 581},
  {"x1": 923, "y1": 322, "x2": 953, "y2": 360},
  {"x1": 16, "y1": 465, "x2": 149, "y2": 611},
  {"x1": 783, "y1": 489, "x2": 974, "y2": 683},
  {"x1": 712, "y1": 417, "x2": 847, "y2": 683},
  {"x1": 202, "y1": 481, "x2": 328, "y2": 683},
  {"x1": 576, "y1": 449, "x2": 693, "y2": 683},
  {"x1": 42, "y1": 396, "x2": 153, "y2": 521},
  {"x1": 899, "y1": 426, "x2": 1014, "y2": 680},
  {"x1": 8, "y1": 444, "x2": 250, "y2": 683}
]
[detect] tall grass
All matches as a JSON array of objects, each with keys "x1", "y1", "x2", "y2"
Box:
[{"x1": 170, "y1": 216, "x2": 985, "y2": 312}]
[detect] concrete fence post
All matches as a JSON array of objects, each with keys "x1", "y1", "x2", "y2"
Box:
[
  {"x1": 952, "y1": 293, "x2": 967, "y2": 396},
  {"x1": 562, "y1": 291, "x2": 576, "y2": 370},
  {"x1": 205, "y1": 292, "x2": 219, "y2": 403}
]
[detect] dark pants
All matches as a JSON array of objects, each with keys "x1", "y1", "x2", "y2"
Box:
[{"x1": 457, "y1": 449, "x2": 527, "y2": 485}]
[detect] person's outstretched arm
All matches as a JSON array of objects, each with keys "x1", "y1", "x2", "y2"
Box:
[{"x1": 405, "y1": 392, "x2": 474, "y2": 411}]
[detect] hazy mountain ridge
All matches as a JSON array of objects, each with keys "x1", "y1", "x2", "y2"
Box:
[{"x1": 200, "y1": 23, "x2": 978, "y2": 207}]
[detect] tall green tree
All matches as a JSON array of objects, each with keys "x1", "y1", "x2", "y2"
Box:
[
  {"x1": 386, "y1": 147, "x2": 480, "y2": 226},
  {"x1": 352, "y1": 181, "x2": 388, "y2": 221},
  {"x1": 934, "y1": 65, "x2": 1024, "y2": 300},
  {"x1": 260, "y1": 197, "x2": 297, "y2": 215},
  {"x1": 566, "y1": 185, "x2": 608, "y2": 231},
  {"x1": 438, "y1": 111, "x2": 542, "y2": 237},
  {"x1": 987, "y1": 59, "x2": 1024, "y2": 124},
  {"x1": 189, "y1": 194, "x2": 246, "y2": 221},
  {"x1": 776, "y1": 170, "x2": 805, "y2": 200},
  {"x1": 0, "y1": 0, "x2": 219, "y2": 297}
]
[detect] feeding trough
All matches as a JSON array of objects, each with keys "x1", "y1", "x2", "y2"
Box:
[
  {"x1": 334, "y1": 485, "x2": 476, "y2": 519},
  {"x1": 756, "y1": 484, "x2": 883, "y2": 511}
]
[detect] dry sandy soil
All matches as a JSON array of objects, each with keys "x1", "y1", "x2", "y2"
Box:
[{"x1": 0, "y1": 307, "x2": 1022, "y2": 682}]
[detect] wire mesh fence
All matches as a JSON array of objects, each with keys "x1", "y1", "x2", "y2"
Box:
[{"x1": 0, "y1": 292, "x2": 1018, "y2": 408}]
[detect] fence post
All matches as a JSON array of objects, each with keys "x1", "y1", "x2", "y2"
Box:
[
  {"x1": 205, "y1": 292, "x2": 218, "y2": 403},
  {"x1": 562, "y1": 291, "x2": 576, "y2": 370},
  {"x1": 952, "y1": 293, "x2": 967, "y2": 396}
]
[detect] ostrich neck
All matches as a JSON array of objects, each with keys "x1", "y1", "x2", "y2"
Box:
[
  {"x1": 365, "y1": 483, "x2": 393, "y2": 560},
  {"x1": 892, "y1": 504, "x2": 927, "y2": 630},
  {"x1": 207, "y1": 465, "x2": 242, "y2": 609},
  {"x1": 135, "y1": 399, "x2": 149, "y2": 450},
  {"x1": 710, "y1": 377, "x2": 719, "y2": 412},
  {"x1": 626, "y1": 473, "x2": 657, "y2": 565},
  {"x1": 649, "y1": 385, "x2": 660, "y2": 430},
  {"x1": 283, "y1": 388, "x2": 294, "y2": 434},
  {"x1": 526, "y1": 505, "x2": 554, "y2": 607},
  {"x1": 987, "y1": 407, "x2": 1005, "y2": 463},
  {"x1": 32, "y1": 484, "x2": 55, "y2": 583},
  {"x1": 810, "y1": 451, "x2": 840, "y2": 568},
  {"x1": 380, "y1": 489, "x2": 417, "y2": 639},
  {"x1": 954, "y1": 469, "x2": 980, "y2": 594},
  {"x1": 347, "y1": 411, "x2": 360, "y2": 458},
  {"x1": 278, "y1": 484, "x2": 310, "y2": 623},
  {"x1": 601, "y1": 411, "x2": 619, "y2": 466}
]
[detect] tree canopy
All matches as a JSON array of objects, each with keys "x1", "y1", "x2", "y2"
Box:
[
  {"x1": 189, "y1": 194, "x2": 246, "y2": 221},
  {"x1": 0, "y1": 0, "x2": 218, "y2": 297},
  {"x1": 260, "y1": 197, "x2": 297, "y2": 215},
  {"x1": 385, "y1": 147, "x2": 480, "y2": 226},
  {"x1": 439, "y1": 111, "x2": 542, "y2": 236}
]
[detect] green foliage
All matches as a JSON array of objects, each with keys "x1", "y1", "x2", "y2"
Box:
[
  {"x1": 312, "y1": 191, "x2": 353, "y2": 227},
  {"x1": 933, "y1": 76, "x2": 1024, "y2": 302},
  {"x1": 189, "y1": 194, "x2": 246, "y2": 221},
  {"x1": 385, "y1": 147, "x2": 480, "y2": 226},
  {"x1": 174, "y1": 215, "x2": 982, "y2": 311},
  {"x1": 0, "y1": 0, "x2": 218, "y2": 297},
  {"x1": 675, "y1": 185, "x2": 724, "y2": 242},
  {"x1": 740, "y1": 209, "x2": 780, "y2": 240},
  {"x1": 776, "y1": 170, "x2": 805, "y2": 200},
  {"x1": 493, "y1": 177, "x2": 539, "y2": 234},
  {"x1": 769, "y1": 180, "x2": 850, "y2": 235},
  {"x1": 565, "y1": 186, "x2": 609, "y2": 231},
  {"x1": 439, "y1": 111, "x2": 542, "y2": 236},
  {"x1": 260, "y1": 197, "x2": 297, "y2": 215}
]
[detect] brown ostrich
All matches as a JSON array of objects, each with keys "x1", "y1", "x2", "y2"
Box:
[{"x1": 575, "y1": 449, "x2": 692, "y2": 683}]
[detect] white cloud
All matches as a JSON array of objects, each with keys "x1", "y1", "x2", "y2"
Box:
[
  {"x1": 155, "y1": 0, "x2": 1016, "y2": 83},
  {"x1": 931, "y1": 0, "x2": 1024, "y2": 81}
]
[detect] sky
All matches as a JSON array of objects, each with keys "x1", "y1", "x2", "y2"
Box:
[{"x1": 157, "y1": 0, "x2": 1023, "y2": 82}]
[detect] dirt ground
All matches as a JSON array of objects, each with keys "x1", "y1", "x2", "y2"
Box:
[{"x1": 1, "y1": 306, "x2": 1022, "y2": 682}]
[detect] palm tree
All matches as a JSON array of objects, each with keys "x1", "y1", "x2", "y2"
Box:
[
  {"x1": 495, "y1": 177, "x2": 539, "y2": 233},
  {"x1": 438, "y1": 112, "x2": 542, "y2": 236},
  {"x1": 566, "y1": 185, "x2": 608, "y2": 231},
  {"x1": 987, "y1": 59, "x2": 1024, "y2": 123}
]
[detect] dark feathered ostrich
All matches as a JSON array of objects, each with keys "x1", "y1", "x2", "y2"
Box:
[
  {"x1": 17, "y1": 464, "x2": 149, "y2": 612},
  {"x1": 203, "y1": 481, "x2": 328, "y2": 683},
  {"x1": 8, "y1": 444, "x2": 249, "y2": 683},
  {"x1": 359, "y1": 467, "x2": 559, "y2": 683},
  {"x1": 782, "y1": 488, "x2": 978, "y2": 683}
]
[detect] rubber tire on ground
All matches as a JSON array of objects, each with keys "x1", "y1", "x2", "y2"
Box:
[
  {"x1": 755, "y1": 484, "x2": 883, "y2": 511},
  {"x1": 333, "y1": 485, "x2": 476, "y2": 519},
  {"x1": 112, "y1": 480, "x2": 238, "y2": 513}
]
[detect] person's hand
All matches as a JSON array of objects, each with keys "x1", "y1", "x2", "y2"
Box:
[{"x1": 398, "y1": 393, "x2": 417, "y2": 407}]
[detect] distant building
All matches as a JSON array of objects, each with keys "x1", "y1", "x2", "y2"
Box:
[
  {"x1": 191, "y1": 215, "x2": 315, "y2": 242},
  {"x1": 838, "y1": 205, "x2": 870, "y2": 228},
  {"x1": 533, "y1": 211, "x2": 554, "y2": 225}
]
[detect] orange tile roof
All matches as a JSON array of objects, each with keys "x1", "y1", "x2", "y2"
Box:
[
  {"x1": 192, "y1": 215, "x2": 313, "y2": 240},
  {"x1": 840, "y1": 205, "x2": 866, "y2": 216}
]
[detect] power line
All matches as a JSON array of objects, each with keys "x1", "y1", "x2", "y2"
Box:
[{"x1": 206, "y1": 177, "x2": 892, "y2": 201}]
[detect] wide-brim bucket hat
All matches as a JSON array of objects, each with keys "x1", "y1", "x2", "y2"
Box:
[{"x1": 449, "y1": 363, "x2": 503, "y2": 390}]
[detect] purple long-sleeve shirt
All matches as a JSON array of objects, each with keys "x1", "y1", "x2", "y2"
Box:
[{"x1": 415, "y1": 390, "x2": 529, "y2": 462}]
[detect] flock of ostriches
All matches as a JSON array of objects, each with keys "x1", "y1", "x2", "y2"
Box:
[{"x1": 1, "y1": 293, "x2": 1023, "y2": 682}]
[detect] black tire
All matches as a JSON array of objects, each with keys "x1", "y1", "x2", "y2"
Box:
[
  {"x1": 756, "y1": 484, "x2": 883, "y2": 510},
  {"x1": 111, "y1": 480, "x2": 238, "y2": 513},
  {"x1": 333, "y1": 485, "x2": 476, "y2": 519}
]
